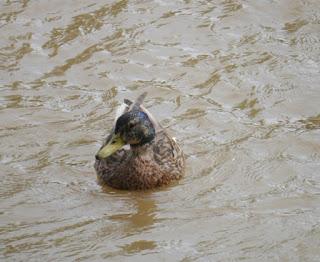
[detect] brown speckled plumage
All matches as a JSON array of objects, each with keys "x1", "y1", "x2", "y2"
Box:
[{"x1": 94, "y1": 94, "x2": 185, "y2": 190}]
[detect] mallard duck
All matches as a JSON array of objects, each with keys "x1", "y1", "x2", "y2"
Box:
[{"x1": 94, "y1": 92, "x2": 185, "y2": 190}]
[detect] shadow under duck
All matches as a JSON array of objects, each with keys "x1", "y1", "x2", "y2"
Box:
[{"x1": 94, "y1": 93, "x2": 185, "y2": 190}]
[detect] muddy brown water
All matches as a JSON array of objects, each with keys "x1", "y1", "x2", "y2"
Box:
[{"x1": 1, "y1": 0, "x2": 320, "y2": 261}]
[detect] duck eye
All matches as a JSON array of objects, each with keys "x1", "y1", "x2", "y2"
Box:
[{"x1": 128, "y1": 122, "x2": 135, "y2": 128}]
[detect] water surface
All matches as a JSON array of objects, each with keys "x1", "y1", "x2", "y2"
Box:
[{"x1": 1, "y1": 0, "x2": 320, "y2": 261}]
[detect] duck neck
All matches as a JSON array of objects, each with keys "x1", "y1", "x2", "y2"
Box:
[{"x1": 131, "y1": 140, "x2": 154, "y2": 155}]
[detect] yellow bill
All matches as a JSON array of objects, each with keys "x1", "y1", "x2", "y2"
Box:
[{"x1": 96, "y1": 134, "x2": 125, "y2": 159}]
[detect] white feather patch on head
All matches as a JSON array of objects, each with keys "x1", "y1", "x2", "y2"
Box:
[
  {"x1": 122, "y1": 144, "x2": 130, "y2": 150},
  {"x1": 114, "y1": 103, "x2": 129, "y2": 123}
]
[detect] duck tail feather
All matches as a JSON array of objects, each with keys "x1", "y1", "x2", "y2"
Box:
[{"x1": 130, "y1": 92, "x2": 147, "y2": 110}]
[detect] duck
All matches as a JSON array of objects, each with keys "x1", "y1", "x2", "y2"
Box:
[{"x1": 94, "y1": 92, "x2": 185, "y2": 190}]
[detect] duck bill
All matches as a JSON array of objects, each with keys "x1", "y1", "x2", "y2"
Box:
[{"x1": 96, "y1": 134, "x2": 125, "y2": 159}]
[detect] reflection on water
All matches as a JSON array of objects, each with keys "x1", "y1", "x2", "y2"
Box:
[
  {"x1": 1, "y1": 0, "x2": 320, "y2": 261},
  {"x1": 108, "y1": 194, "x2": 157, "y2": 232}
]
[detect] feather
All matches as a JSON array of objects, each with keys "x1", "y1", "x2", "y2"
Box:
[
  {"x1": 130, "y1": 92, "x2": 148, "y2": 111},
  {"x1": 114, "y1": 102, "x2": 129, "y2": 123}
]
